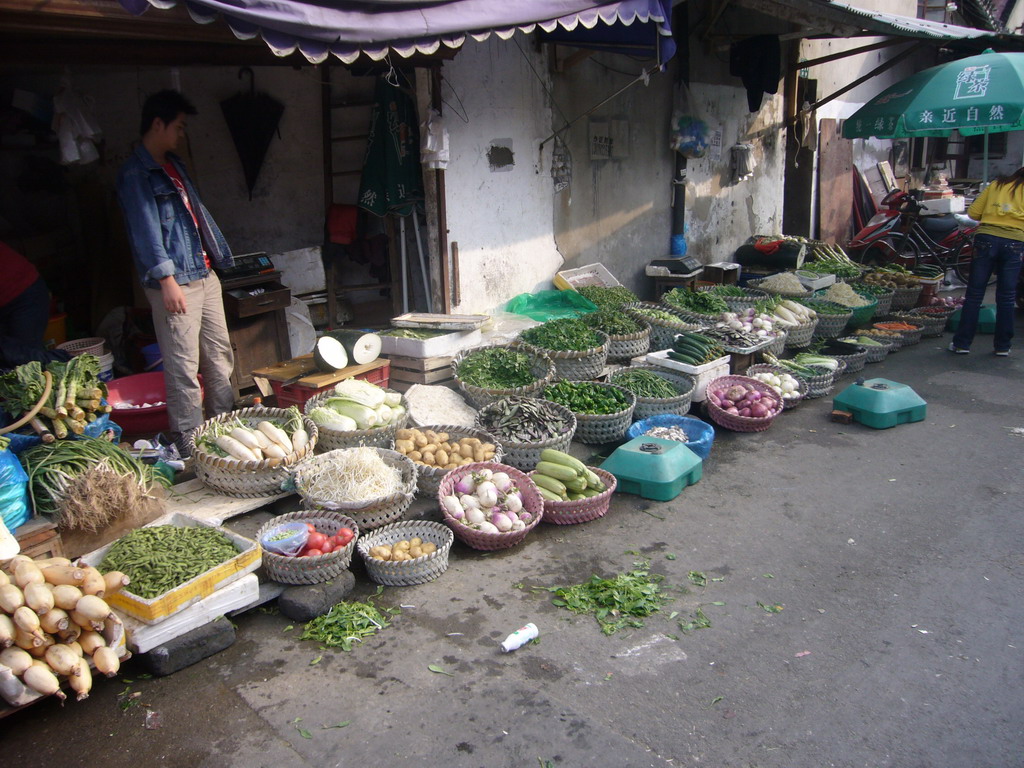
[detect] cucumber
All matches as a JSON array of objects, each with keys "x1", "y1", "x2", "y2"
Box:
[
  {"x1": 583, "y1": 468, "x2": 605, "y2": 491},
  {"x1": 667, "y1": 350, "x2": 702, "y2": 364},
  {"x1": 532, "y1": 473, "x2": 568, "y2": 497},
  {"x1": 536, "y1": 485, "x2": 565, "y2": 502}
]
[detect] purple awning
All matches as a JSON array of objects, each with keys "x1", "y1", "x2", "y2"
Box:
[{"x1": 117, "y1": 0, "x2": 673, "y2": 64}]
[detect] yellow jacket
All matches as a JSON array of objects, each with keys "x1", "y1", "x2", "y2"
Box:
[{"x1": 967, "y1": 181, "x2": 1024, "y2": 241}]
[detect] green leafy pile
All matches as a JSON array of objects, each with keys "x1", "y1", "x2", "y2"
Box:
[
  {"x1": 520, "y1": 318, "x2": 603, "y2": 351},
  {"x1": 610, "y1": 369, "x2": 680, "y2": 399},
  {"x1": 662, "y1": 288, "x2": 729, "y2": 315},
  {"x1": 301, "y1": 592, "x2": 400, "y2": 650},
  {"x1": 457, "y1": 347, "x2": 536, "y2": 389},
  {"x1": 575, "y1": 285, "x2": 639, "y2": 310},
  {"x1": 544, "y1": 380, "x2": 631, "y2": 415},
  {"x1": 543, "y1": 562, "x2": 669, "y2": 635},
  {"x1": 580, "y1": 309, "x2": 643, "y2": 337}
]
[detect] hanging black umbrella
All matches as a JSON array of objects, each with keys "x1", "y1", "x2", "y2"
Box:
[{"x1": 220, "y1": 67, "x2": 284, "y2": 200}]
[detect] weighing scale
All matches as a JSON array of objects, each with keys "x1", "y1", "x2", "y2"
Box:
[
  {"x1": 601, "y1": 436, "x2": 702, "y2": 502},
  {"x1": 645, "y1": 254, "x2": 704, "y2": 278},
  {"x1": 832, "y1": 378, "x2": 927, "y2": 430}
]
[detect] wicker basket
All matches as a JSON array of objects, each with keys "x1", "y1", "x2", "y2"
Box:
[
  {"x1": 517, "y1": 332, "x2": 609, "y2": 381},
  {"x1": 794, "y1": 360, "x2": 847, "y2": 399},
  {"x1": 546, "y1": 382, "x2": 637, "y2": 444},
  {"x1": 804, "y1": 300, "x2": 854, "y2": 339},
  {"x1": 294, "y1": 448, "x2": 417, "y2": 530},
  {"x1": 764, "y1": 330, "x2": 788, "y2": 357},
  {"x1": 475, "y1": 398, "x2": 576, "y2": 472},
  {"x1": 872, "y1": 318, "x2": 925, "y2": 347},
  {"x1": 704, "y1": 375, "x2": 784, "y2": 432},
  {"x1": 858, "y1": 330, "x2": 903, "y2": 354},
  {"x1": 532, "y1": 468, "x2": 618, "y2": 525},
  {"x1": 623, "y1": 302, "x2": 705, "y2": 352},
  {"x1": 697, "y1": 286, "x2": 769, "y2": 311},
  {"x1": 660, "y1": 303, "x2": 722, "y2": 327},
  {"x1": 405, "y1": 424, "x2": 504, "y2": 495},
  {"x1": 452, "y1": 345, "x2": 556, "y2": 409},
  {"x1": 856, "y1": 337, "x2": 894, "y2": 363},
  {"x1": 906, "y1": 307, "x2": 951, "y2": 337},
  {"x1": 854, "y1": 284, "x2": 895, "y2": 317},
  {"x1": 189, "y1": 407, "x2": 319, "y2": 498},
  {"x1": 357, "y1": 520, "x2": 454, "y2": 586},
  {"x1": 611, "y1": 365, "x2": 695, "y2": 420},
  {"x1": 56, "y1": 337, "x2": 106, "y2": 357},
  {"x1": 890, "y1": 283, "x2": 923, "y2": 311},
  {"x1": 744, "y1": 363, "x2": 807, "y2": 410},
  {"x1": 746, "y1": 276, "x2": 812, "y2": 299},
  {"x1": 827, "y1": 347, "x2": 869, "y2": 374},
  {"x1": 438, "y1": 462, "x2": 545, "y2": 551},
  {"x1": 606, "y1": 326, "x2": 651, "y2": 362},
  {"x1": 257, "y1": 511, "x2": 359, "y2": 585},
  {"x1": 813, "y1": 289, "x2": 878, "y2": 329},
  {"x1": 304, "y1": 389, "x2": 409, "y2": 452},
  {"x1": 783, "y1": 318, "x2": 819, "y2": 349}
]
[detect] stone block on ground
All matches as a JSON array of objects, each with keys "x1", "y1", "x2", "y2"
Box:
[
  {"x1": 143, "y1": 617, "x2": 236, "y2": 677},
  {"x1": 277, "y1": 570, "x2": 356, "y2": 622}
]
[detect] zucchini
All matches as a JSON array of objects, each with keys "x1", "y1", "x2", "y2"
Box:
[
  {"x1": 539, "y1": 449, "x2": 588, "y2": 475},
  {"x1": 534, "y1": 461, "x2": 581, "y2": 483}
]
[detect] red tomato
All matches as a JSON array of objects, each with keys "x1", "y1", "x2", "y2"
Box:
[
  {"x1": 305, "y1": 523, "x2": 317, "y2": 534},
  {"x1": 334, "y1": 527, "x2": 354, "y2": 546},
  {"x1": 320, "y1": 539, "x2": 335, "y2": 554},
  {"x1": 307, "y1": 532, "x2": 327, "y2": 550},
  {"x1": 302, "y1": 548, "x2": 323, "y2": 557}
]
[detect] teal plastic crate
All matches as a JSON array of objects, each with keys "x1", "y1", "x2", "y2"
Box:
[
  {"x1": 600, "y1": 436, "x2": 702, "y2": 501},
  {"x1": 947, "y1": 304, "x2": 995, "y2": 333},
  {"x1": 833, "y1": 378, "x2": 926, "y2": 430}
]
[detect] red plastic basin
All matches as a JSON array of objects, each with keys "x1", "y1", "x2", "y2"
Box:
[{"x1": 106, "y1": 372, "x2": 203, "y2": 437}]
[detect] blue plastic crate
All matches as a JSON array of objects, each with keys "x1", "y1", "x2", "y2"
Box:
[{"x1": 626, "y1": 414, "x2": 714, "y2": 460}]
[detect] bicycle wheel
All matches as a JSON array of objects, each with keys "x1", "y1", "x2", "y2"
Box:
[
  {"x1": 859, "y1": 236, "x2": 920, "y2": 269},
  {"x1": 952, "y1": 241, "x2": 996, "y2": 287}
]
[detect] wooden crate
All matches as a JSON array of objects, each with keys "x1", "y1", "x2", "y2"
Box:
[
  {"x1": 387, "y1": 354, "x2": 455, "y2": 392},
  {"x1": 15, "y1": 518, "x2": 64, "y2": 560}
]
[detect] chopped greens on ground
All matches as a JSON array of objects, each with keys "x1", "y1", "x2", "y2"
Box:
[
  {"x1": 300, "y1": 593, "x2": 400, "y2": 650},
  {"x1": 541, "y1": 562, "x2": 669, "y2": 635}
]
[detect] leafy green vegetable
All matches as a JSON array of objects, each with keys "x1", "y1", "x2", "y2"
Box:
[
  {"x1": 542, "y1": 562, "x2": 669, "y2": 635},
  {"x1": 520, "y1": 317, "x2": 603, "y2": 351},
  {"x1": 428, "y1": 664, "x2": 454, "y2": 676},
  {"x1": 611, "y1": 369, "x2": 680, "y2": 399},
  {"x1": 629, "y1": 306, "x2": 684, "y2": 323},
  {"x1": 679, "y1": 607, "x2": 712, "y2": 633},
  {"x1": 580, "y1": 308, "x2": 643, "y2": 337},
  {"x1": 0, "y1": 361, "x2": 47, "y2": 416},
  {"x1": 663, "y1": 288, "x2": 729, "y2": 315},
  {"x1": 300, "y1": 596, "x2": 399, "y2": 650},
  {"x1": 457, "y1": 347, "x2": 536, "y2": 389},
  {"x1": 575, "y1": 285, "x2": 639, "y2": 310}
]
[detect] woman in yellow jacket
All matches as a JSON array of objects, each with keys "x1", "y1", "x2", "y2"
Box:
[{"x1": 951, "y1": 169, "x2": 1024, "y2": 356}]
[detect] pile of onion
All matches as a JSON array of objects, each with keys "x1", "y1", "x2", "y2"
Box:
[{"x1": 707, "y1": 382, "x2": 779, "y2": 419}]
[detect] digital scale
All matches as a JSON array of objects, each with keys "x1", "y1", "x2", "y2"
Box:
[
  {"x1": 645, "y1": 254, "x2": 703, "y2": 278},
  {"x1": 216, "y1": 251, "x2": 276, "y2": 280}
]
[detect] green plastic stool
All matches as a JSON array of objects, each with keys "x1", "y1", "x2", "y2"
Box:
[
  {"x1": 833, "y1": 378, "x2": 926, "y2": 430},
  {"x1": 947, "y1": 304, "x2": 995, "y2": 334},
  {"x1": 600, "y1": 436, "x2": 702, "y2": 501}
]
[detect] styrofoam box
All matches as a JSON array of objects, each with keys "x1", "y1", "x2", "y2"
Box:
[
  {"x1": 920, "y1": 196, "x2": 964, "y2": 214},
  {"x1": 646, "y1": 350, "x2": 731, "y2": 401},
  {"x1": 795, "y1": 271, "x2": 836, "y2": 290},
  {"x1": 553, "y1": 262, "x2": 622, "y2": 291},
  {"x1": 380, "y1": 328, "x2": 482, "y2": 358},
  {"x1": 121, "y1": 573, "x2": 261, "y2": 654}
]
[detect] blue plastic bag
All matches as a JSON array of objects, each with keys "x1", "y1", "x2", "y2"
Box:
[
  {"x1": 626, "y1": 414, "x2": 715, "y2": 460},
  {"x1": 0, "y1": 448, "x2": 31, "y2": 531}
]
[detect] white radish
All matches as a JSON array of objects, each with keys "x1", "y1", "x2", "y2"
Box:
[
  {"x1": 257, "y1": 421, "x2": 292, "y2": 451},
  {"x1": 215, "y1": 435, "x2": 258, "y2": 462},
  {"x1": 251, "y1": 428, "x2": 272, "y2": 450},
  {"x1": 50, "y1": 584, "x2": 83, "y2": 611},
  {"x1": 23, "y1": 582, "x2": 54, "y2": 616},
  {"x1": 0, "y1": 646, "x2": 33, "y2": 675},
  {"x1": 22, "y1": 664, "x2": 65, "y2": 701},
  {"x1": 261, "y1": 442, "x2": 286, "y2": 460},
  {"x1": 44, "y1": 643, "x2": 82, "y2": 676},
  {"x1": 229, "y1": 427, "x2": 262, "y2": 452},
  {"x1": 291, "y1": 428, "x2": 309, "y2": 453},
  {"x1": 92, "y1": 646, "x2": 120, "y2": 677}
]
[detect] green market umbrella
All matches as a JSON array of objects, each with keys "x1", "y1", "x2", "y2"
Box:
[{"x1": 843, "y1": 49, "x2": 1024, "y2": 181}]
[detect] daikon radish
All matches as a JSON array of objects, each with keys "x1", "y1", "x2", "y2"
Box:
[
  {"x1": 69, "y1": 660, "x2": 92, "y2": 700},
  {"x1": 14, "y1": 561, "x2": 44, "y2": 589},
  {"x1": 0, "y1": 583, "x2": 25, "y2": 613},
  {"x1": 44, "y1": 644, "x2": 82, "y2": 676},
  {"x1": 0, "y1": 646, "x2": 33, "y2": 675},
  {"x1": 291, "y1": 428, "x2": 309, "y2": 453},
  {"x1": 39, "y1": 608, "x2": 69, "y2": 635},
  {"x1": 23, "y1": 582, "x2": 54, "y2": 616},
  {"x1": 215, "y1": 435, "x2": 258, "y2": 461},
  {"x1": 75, "y1": 595, "x2": 113, "y2": 622},
  {"x1": 229, "y1": 427, "x2": 262, "y2": 452},
  {"x1": 41, "y1": 565, "x2": 86, "y2": 586},
  {"x1": 0, "y1": 614, "x2": 15, "y2": 647},
  {"x1": 261, "y1": 442, "x2": 286, "y2": 459},
  {"x1": 22, "y1": 664, "x2": 65, "y2": 701},
  {"x1": 258, "y1": 421, "x2": 292, "y2": 451},
  {"x1": 102, "y1": 571, "x2": 130, "y2": 596},
  {"x1": 77, "y1": 630, "x2": 105, "y2": 655},
  {"x1": 50, "y1": 584, "x2": 83, "y2": 611},
  {"x1": 251, "y1": 427, "x2": 272, "y2": 450},
  {"x1": 92, "y1": 645, "x2": 120, "y2": 677},
  {"x1": 80, "y1": 567, "x2": 105, "y2": 597}
]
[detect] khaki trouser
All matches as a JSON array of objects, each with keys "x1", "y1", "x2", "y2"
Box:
[{"x1": 145, "y1": 272, "x2": 234, "y2": 434}]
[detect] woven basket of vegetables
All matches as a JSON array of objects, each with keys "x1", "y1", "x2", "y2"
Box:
[
  {"x1": 294, "y1": 447, "x2": 417, "y2": 530},
  {"x1": 304, "y1": 384, "x2": 409, "y2": 453},
  {"x1": 517, "y1": 319, "x2": 610, "y2": 381},
  {"x1": 257, "y1": 511, "x2": 359, "y2": 585},
  {"x1": 391, "y1": 425, "x2": 504, "y2": 495},
  {"x1": 704, "y1": 375, "x2": 784, "y2": 432},
  {"x1": 764, "y1": 329, "x2": 788, "y2": 357},
  {"x1": 661, "y1": 285, "x2": 731, "y2": 323},
  {"x1": 858, "y1": 329, "x2": 903, "y2": 354},
  {"x1": 816, "y1": 340, "x2": 869, "y2": 374},
  {"x1": 782, "y1": 318, "x2": 818, "y2": 349},
  {"x1": 530, "y1": 467, "x2": 617, "y2": 525},
  {"x1": 813, "y1": 286, "x2": 878, "y2": 329},
  {"x1": 623, "y1": 302, "x2": 705, "y2": 351},
  {"x1": 852, "y1": 283, "x2": 895, "y2": 316},
  {"x1": 872, "y1": 318, "x2": 925, "y2": 347},
  {"x1": 188, "y1": 407, "x2": 319, "y2": 498},
  {"x1": 795, "y1": 360, "x2": 847, "y2": 399},
  {"x1": 452, "y1": 345, "x2": 556, "y2": 409},
  {"x1": 697, "y1": 285, "x2": 769, "y2": 311},
  {"x1": 580, "y1": 308, "x2": 651, "y2": 362},
  {"x1": 889, "y1": 283, "x2": 923, "y2": 311},
  {"x1": 543, "y1": 380, "x2": 636, "y2": 445},
  {"x1": 746, "y1": 275, "x2": 812, "y2": 299},
  {"x1": 840, "y1": 334, "x2": 894, "y2": 363},
  {"x1": 475, "y1": 397, "x2": 576, "y2": 471},
  {"x1": 438, "y1": 462, "x2": 545, "y2": 551},
  {"x1": 905, "y1": 307, "x2": 950, "y2": 337},
  {"x1": 357, "y1": 520, "x2": 454, "y2": 586},
  {"x1": 801, "y1": 299, "x2": 854, "y2": 339},
  {"x1": 610, "y1": 366, "x2": 694, "y2": 420},
  {"x1": 744, "y1": 364, "x2": 806, "y2": 410}
]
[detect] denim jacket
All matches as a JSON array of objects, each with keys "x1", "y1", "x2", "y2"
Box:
[{"x1": 117, "y1": 144, "x2": 233, "y2": 288}]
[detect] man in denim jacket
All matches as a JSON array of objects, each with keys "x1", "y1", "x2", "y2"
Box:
[{"x1": 117, "y1": 90, "x2": 235, "y2": 451}]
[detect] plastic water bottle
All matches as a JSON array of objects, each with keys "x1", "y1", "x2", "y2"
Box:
[{"x1": 500, "y1": 622, "x2": 539, "y2": 652}]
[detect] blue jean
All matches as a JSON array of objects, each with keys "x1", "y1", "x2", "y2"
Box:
[{"x1": 952, "y1": 233, "x2": 1023, "y2": 352}]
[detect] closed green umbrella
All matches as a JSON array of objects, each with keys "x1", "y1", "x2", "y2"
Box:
[{"x1": 843, "y1": 49, "x2": 1024, "y2": 182}]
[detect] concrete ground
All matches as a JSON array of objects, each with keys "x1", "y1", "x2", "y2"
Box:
[{"x1": 4, "y1": 311, "x2": 1023, "y2": 768}]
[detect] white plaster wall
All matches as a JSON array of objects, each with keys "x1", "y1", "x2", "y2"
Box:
[{"x1": 440, "y1": 38, "x2": 564, "y2": 313}]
